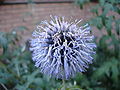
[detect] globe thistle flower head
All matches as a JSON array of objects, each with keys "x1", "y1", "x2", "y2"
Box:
[{"x1": 30, "y1": 16, "x2": 96, "y2": 80}]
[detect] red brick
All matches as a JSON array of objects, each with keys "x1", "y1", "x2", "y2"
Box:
[{"x1": 0, "y1": 2, "x2": 100, "y2": 39}]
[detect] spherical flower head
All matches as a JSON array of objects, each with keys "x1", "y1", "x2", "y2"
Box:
[{"x1": 30, "y1": 16, "x2": 96, "y2": 80}]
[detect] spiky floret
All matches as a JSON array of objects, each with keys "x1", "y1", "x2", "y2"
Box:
[{"x1": 30, "y1": 16, "x2": 96, "y2": 79}]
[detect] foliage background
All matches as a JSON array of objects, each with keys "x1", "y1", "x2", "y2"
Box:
[{"x1": 0, "y1": 0, "x2": 120, "y2": 90}]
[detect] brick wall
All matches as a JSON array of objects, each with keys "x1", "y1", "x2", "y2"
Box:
[
  {"x1": 1, "y1": 0, "x2": 74, "y2": 3},
  {"x1": 0, "y1": 2, "x2": 100, "y2": 41}
]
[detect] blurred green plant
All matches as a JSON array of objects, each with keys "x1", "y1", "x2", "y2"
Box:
[
  {"x1": 75, "y1": 0, "x2": 90, "y2": 9},
  {"x1": 75, "y1": 0, "x2": 120, "y2": 90}
]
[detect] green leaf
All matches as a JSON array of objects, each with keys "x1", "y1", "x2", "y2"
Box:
[
  {"x1": 92, "y1": 61, "x2": 111, "y2": 79},
  {"x1": 99, "y1": 35, "x2": 110, "y2": 49},
  {"x1": 94, "y1": 87, "x2": 106, "y2": 90},
  {"x1": 0, "y1": 32, "x2": 8, "y2": 54},
  {"x1": 105, "y1": 16, "x2": 113, "y2": 36},
  {"x1": 90, "y1": 16, "x2": 103, "y2": 30},
  {"x1": 113, "y1": 6, "x2": 120, "y2": 14},
  {"x1": 110, "y1": 34, "x2": 119, "y2": 55},
  {"x1": 102, "y1": 3, "x2": 113, "y2": 16},
  {"x1": 99, "y1": 0, "x2": 105, "y2": 6},
  {"x1": 108, "y1": 0, "x2": 118, "y2": 4},
  {"x1": 75, "y1": 0, "x2": 90, "y2": 9},
  {"x1": 115, "y1": 19, "x2": 120, "y2": 35},
  {"x1": 91, "y1": 5, "x2": 99, "y2": 15},
  {"x1": 92, "y1": 57, "x2": 119, "y2": 83},
  {"x1": 111, "y1": 59, "x2": 119, "y2": 83},
  {"x1": 23, "y1": 69, "x2": 40, "y2": 88}
]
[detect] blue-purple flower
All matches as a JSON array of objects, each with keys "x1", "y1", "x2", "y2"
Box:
[{"x1": 30, "y1": 16, "x2": 96, "y2": 79}]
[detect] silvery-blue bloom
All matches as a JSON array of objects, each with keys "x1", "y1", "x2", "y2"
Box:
[{"x1": 30, "y1": 16, "x2": 96, "y2": 79}]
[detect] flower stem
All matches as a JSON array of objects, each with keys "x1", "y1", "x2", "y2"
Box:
[{"x1": 62, "y1": 79, "x2": 66, "y2": 90}]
